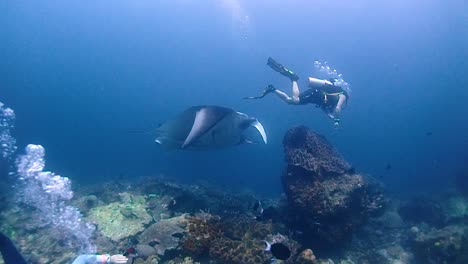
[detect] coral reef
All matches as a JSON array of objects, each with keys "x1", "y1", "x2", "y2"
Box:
[
  {"x1": 138, "y1": 178, "x2": 254, "y2": 217},
  {"x1": 181, "y1": 213, "x2": 223, "y2": 257},
  {"x1": 281, "y1": 126, "x2": 386, "y2": 250},
  {"x1": 209, "y1": 237, "x2": 269, "y2": 264},
  {"x1": 222, "y1": 216, "x2": 277, "y2": 240},
  {"x1": 87, "y1": 193, "x2": 151, "y2": 241},
  {"x1": 75, "y1": 195, "x2": 101, "y2": 214},
  {"x1": 296, "y1": 249, "x2": 319, "y2": 264},
  {"x1": 283, "y1": 126, "x2": 352, "y2": 177},
  {"x1": 0, "y1": 206, "x2": 78, "y2": 263},
  {"x1": 146, "y1": 194, "x2": 174, "y2": 221},
  {"x1": 165, "y1": 256, "x2": 200, "y2": 264},
  {"x1": 410, "y1": 225, "x2": 468, "y2": 264},
  {"x1": 399, "y1": 193, "x2": 468, "y2": 227},
  {"x1": 138, "y1": 214, "x2": 188, "y2": 256}
]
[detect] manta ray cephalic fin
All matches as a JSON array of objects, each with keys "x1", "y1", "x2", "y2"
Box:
[{"x1": 251, "y1": 120, "x2": 267, "y2": 144}]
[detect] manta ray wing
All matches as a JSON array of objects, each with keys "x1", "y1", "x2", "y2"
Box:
[{"x1": 182, "y1": 106, "x2": 232, "y2": 149}]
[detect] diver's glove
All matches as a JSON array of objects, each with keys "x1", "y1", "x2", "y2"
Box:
[
  {"x1": 267, "y1": 57, "x2": 299, "y2": 81},
  {"x1": 110, "y1": 254, "x2": 128, "y2": 264}
]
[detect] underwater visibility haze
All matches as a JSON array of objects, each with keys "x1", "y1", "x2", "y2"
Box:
[{"x1": 1, "y1": 0, "x2": 468, "y2": 263}]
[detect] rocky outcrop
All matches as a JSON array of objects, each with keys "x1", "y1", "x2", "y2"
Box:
[
  {"x1": 410, "y1": 225, "x2": 468, "y2": 264},
  {"x1": 87, "y1": 193, "x2": 152, "y2": 242},
  {"x1": 283, "y1": 126, "x2": 352, "y2": 177},
  {"x1": 138, "y1": 214, "x2": 188, "y2": 256},
  {"x1": 281, "y1": 126, "x2": 385, "y2": 250},
  {"x1": 296, "y1": 249, "x2": 319, "y2": 264}
]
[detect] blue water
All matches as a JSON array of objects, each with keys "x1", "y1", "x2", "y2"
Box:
[{"x1": 1, "y1": 0, "x2": 467, "y2": 196}]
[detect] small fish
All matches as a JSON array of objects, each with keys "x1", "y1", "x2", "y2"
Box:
[
  {"x1": 385, "y1": 163, "x2": 392, "y2": 171},
  {"x1": 253, "y1": 200, "x2": 264, "y2": 214},
  {"x1": 264, "y1": 241, "x2": 291, "y2": 260},
  {"x1": 426, "y1": 132, "x2": 433, "y2": 136},
  {"x1": 123, "y1": 247, "x2": 137, "y2": 264},
  {"x1": 252, "y1": 200, "x2": 264, "y2": 221}
]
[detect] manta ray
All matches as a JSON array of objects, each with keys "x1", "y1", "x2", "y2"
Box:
[{"x1": 155, "y1": 105, "x2": 267, "y2": 150}]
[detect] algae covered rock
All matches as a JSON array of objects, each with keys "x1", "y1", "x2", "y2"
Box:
[
  {"x1": 209, "y1": 237, "x2": 269, "y2": 264},
  {"x1": 87, "y1": 193, "x2": 152, "y2": 241},
  {"x1": 75, "y1": 195, "x2": 100, "y2": 214},
  {"x1": 165, "y1": 256, "x2": 200, "y2": 264},
  {"x1": 283, "y1": 126, "x2": 352, "y2": 177},
  {"x1": 281, "y1": 126, "x2": 386, "y2": 249},
  {"x1": 181, "y1": 214, "x2": 223, "y2": 257},
  {"x1": 138, "y1": 214, "x2": 188, "y2": 256},
  {"x1": 296, "y1": 249, "x2": 319, "y2": 264}
]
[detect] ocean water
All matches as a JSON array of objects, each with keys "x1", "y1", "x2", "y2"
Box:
[
  {"x1": 0, "y1": 0, "x2": 468, "y2": 263},
  {"x1": 1, "y1": 0, "x2": 467, "y2": 197}
]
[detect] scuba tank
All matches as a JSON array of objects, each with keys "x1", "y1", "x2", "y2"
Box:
[{"x1": 307, "y1": 77, "x2": 333, "y2": 88}]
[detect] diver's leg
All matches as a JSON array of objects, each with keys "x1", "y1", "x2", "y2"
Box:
[
  {"x1": 291, "y1": 81, "x2": 301, "y2": 104},
  {"x1": 273, "y1": 89, "x2": 300, "y2": 105}
]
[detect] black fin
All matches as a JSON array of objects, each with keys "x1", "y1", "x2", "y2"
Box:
[{"x1": 0, "y1": 232, "x2": 27, "y2": 264}]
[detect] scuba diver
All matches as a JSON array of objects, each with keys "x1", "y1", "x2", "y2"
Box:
[{"x1": 244, "y1": 57, "x2": 349, "y2": 127}]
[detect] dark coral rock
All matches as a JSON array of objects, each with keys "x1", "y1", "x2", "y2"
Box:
[
  {"x1": 138, "y1": 177, "x2": 253, "y2": 216},
  {"x1": 222, "y1": 216, "x2": 276, "y2": 241},
  {"x1": 296, "y1": 249, "x2": 319, "y2": 264},
  {"x1": 411, "y1": 225, "x2": 468, "y2": 264},
  {"x1": 209, "y1": 238, "x2": 269, "y2": 264},
  {"x1": 281, "y1": 126, "x2": 386, "y2": 250},
  {"x1": 181, "y1": 214, "x2": 223, "y2": 258},
  {"x1": 283, "y1": 126, "x2": 352, "y2": 177}
]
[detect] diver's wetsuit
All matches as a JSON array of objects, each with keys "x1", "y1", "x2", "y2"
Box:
[{"x1": 298, "y1": 84, "x2": 348, "y2": 114}]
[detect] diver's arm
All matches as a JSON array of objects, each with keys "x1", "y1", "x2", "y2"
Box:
[
  {"x1": 331, "y1": 94, "x2": 346, "y2": 126},
  {"x1": 72, "y1": 254, "x2": 128, "y2": 264},
  {"x1": 335, "y1": 94, "x2": 346, "y2": 113},
  {"x1": 72, "y1": 254, "x2": 108, "y2": 264}
]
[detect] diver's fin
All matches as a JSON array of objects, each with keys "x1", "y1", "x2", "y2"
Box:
[
  {"x1": 243, "y1": 85, "x2": 276, "y2": 100},
  {"x1": 0, "y1": 232, "x2": 27, "y2": 264},
  {"x1": 267, "y1": 57, "x2": 285, "y2": 72},
  {"x1": 267, "y1": 57, "x2": 299, "y2": 81},
  {"x1": 250, "y1": 120, "x2": 267, "y2": 144}
]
